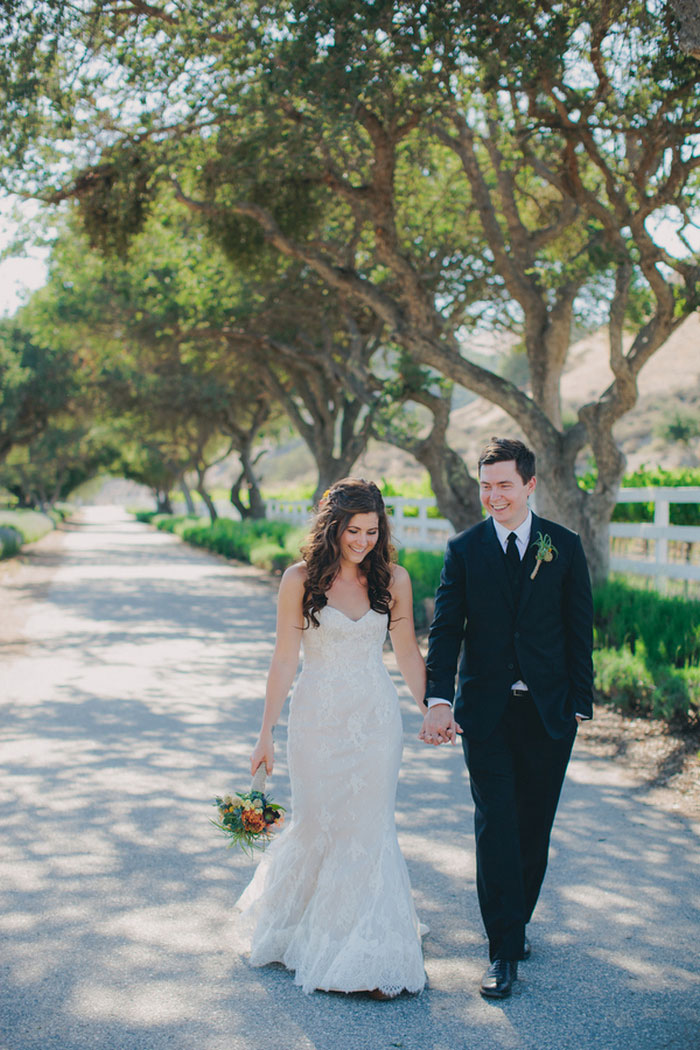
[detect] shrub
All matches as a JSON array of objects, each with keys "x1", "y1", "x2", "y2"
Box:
[
  {"x1": 593, "y1": 579, "x2": 700, "y2": 669},
  {"x1": 652, "y1": 667, "x2": 700, "y2": 722},
  {"x1": 284, "y1": 527, "x2": 306, "y2": 560},
  {"x1": 0, "y1": 510, "x2": 54, "y2": 544},
  {"x1": 593, "y1": 647, "x2": 655, "y2": 714},
  {"x1": 0, "y1": 525, "x2": 22, "y2": 560},
  {"x1": 152, "y1": 514, "x2": 203, "y2": 535},
  {"x1": 250, "y1": 541, "x2": 295, "y2": 573},
  {"x1": 593, "y1": 647, "x2": 699, "y2": 722},
  {"x1": 397, "y1": 549, "x2": 444, "y2": 604},
  {"x1": 396, "y1": 548, "x2": 445, "y2": 627},
  {"x1": 178, "y1": 517, "x2": 295, "y2": 562},
  {"x1": 51, "y1": 503, "x2": 74, "y2": 522}
]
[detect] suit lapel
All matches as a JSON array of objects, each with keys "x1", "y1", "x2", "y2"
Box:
[
  {"x1": 516, "y1": 512, "x2": 541, "y2": 621},
  {"x1": 481, "y1": 518, "x2": 515, "y2": 612}
]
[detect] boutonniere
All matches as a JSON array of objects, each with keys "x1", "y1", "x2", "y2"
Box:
[{"x1": 530, "y1": 532, "x2": 558, "y2": 579}]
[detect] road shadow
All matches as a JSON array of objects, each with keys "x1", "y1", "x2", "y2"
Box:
[{"x1": 0, "y1": 511, "x2": 698, "y2": 1050}]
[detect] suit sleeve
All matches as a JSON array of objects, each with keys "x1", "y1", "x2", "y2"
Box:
[
  {"x1": 563, "y1": 534, "x2": 594, "y2": 719},
  {"x1": 425, "y1": 537, "x2": 467, "y2": 703}
]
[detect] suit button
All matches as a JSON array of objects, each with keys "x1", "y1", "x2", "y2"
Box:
[
  {"x1": 514, "y1": 632, "x2": 520, "y2": 639},
  {"x1": 507, "y1": 662, "x2": 514, "y2": 670}
]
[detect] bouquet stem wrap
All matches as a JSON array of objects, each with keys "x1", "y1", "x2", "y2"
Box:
[{"x1": 251, "y1": 764, "x2": 267, "y2": 794}]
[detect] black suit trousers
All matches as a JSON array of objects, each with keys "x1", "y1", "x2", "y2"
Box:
[{"x1": 463, "y1": 694, "x2": 576, "y2": 961}]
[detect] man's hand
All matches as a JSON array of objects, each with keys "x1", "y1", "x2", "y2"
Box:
[{"x1": 419, "y1": 704, "x2": 463, "y2": 746}]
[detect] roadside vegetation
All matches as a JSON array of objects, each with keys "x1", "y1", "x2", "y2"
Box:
[
  {"x1": 0, "y1": 508, "x2": 60, "y2": 559},
  {"x1": 135, "y1": 508, "x2": 700, "y2": 728}
]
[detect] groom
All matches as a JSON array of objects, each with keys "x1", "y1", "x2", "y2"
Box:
[{"x1": 421, "y1": 437, "x2": 593, "y2": 999}]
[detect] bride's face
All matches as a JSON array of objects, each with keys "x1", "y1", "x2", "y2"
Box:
[{"x1": 339, "y1": 512, "x2": 380, "y2": 566}]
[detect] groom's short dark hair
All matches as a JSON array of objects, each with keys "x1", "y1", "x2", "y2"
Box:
[{"x1": 478, "y1": 437, "x2": 536, "y2": 484}]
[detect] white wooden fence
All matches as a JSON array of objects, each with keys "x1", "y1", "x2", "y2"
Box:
[
  {"x1": 266, "y1": 497, "x2": 451, "y2": 551},
  {"x1": 267, "y1": 487, "x2": 700, "y2": 589},
  {"x1": 609, "y1": 486, "x2": 700, "y2": 590}
]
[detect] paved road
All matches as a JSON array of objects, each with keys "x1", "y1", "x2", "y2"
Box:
[{"x1": 1, "y1": 507, "x2": 699, "y2": 1050}]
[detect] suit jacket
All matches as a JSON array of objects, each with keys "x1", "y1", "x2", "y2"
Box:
[{"x1": 425, "y1": 513, "x2": 594, "y2": 740}]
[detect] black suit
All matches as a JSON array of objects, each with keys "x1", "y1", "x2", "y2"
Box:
[{"x1": 426, "y1": 513, "x2": 593, "y2": 961}]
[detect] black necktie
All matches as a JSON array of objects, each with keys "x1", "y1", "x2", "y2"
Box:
[{"x1": 506, "y1": 531, "x2": 520, "y2": 582}]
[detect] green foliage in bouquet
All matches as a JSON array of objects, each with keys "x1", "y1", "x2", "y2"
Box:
[{"x1": 211, "y1": 790, "x2": 285, "y2": 857}]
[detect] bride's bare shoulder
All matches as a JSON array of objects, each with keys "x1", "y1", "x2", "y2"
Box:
[
  {"x1": 389, "y1": 563, "x2": 410, "y2": 591},
  {"x1": 280, "y1": 561, "x2": 308, "y2": 592}
]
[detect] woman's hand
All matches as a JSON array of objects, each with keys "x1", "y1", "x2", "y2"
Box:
[{"x1": 251, "y1": 728, "x2": 275, "y2": 776}]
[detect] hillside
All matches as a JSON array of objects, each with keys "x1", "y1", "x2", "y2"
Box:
[
  {"x1": 121, "y1": 314, "x2": 697, "y2": 495},
  {"x1": 346, "y1": 313, "x2": 700, "y2": 484}
]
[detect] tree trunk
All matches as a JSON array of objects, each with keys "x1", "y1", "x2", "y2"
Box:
[
  {"x1": 533, "y1": 451, "x2": 619, "y2": 586},
  {"x1": 312, "y1": 451, "x2": 365, "y2": 504},
  {"x1": 376, "y1": 384, "x2": 483, "y2": 534},
  {"x1": 179, "y1": 479, "x2": 196, "y2": 514},
  {"x1": 240, "y1": 448, "x2": 266, "y2": 519},
  {"x1": 416, "y1": 445, "x2": 482, "y2": 533},
  {"x1": 230, "y1": 469, "x2": 266, "y2": 520},
  {"x1": 196, "y1": 484, "x2": 218, "y2": 523},
  {"x1": 670, "y1": 0, "x2": 700, "y2": 58},
  {"x1": 155, "y1": 489, "x2": 173, "y2": 514},
  {"x1": 229, "y1": 472, "x2": 250, "y2": 520}
]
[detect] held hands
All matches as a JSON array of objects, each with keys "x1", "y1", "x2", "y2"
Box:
[
  {"x1": 251, "y1": 728, "x2": 275, "y2": 776},
  {"x1": 418, "y1": 704, "x2": 463, "y2": 746}
]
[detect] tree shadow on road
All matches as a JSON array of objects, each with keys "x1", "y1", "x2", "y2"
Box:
[{"x1": 1, "y1": 514, "x2": 699, "y2": 1050}]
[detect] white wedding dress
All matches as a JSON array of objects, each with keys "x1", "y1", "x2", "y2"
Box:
[{"x1": 237, "y1": 605, "x2": 426, "y2": 996}]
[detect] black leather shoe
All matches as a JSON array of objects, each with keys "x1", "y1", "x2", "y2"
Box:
[
  {"x1": 480, "y1": 959, "x2": 518, "y2": 999},
  {"x1": 521, "y1": 936, "x2": 531, "y2": 960}
]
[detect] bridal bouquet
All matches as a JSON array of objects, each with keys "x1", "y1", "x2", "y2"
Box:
[{"x1": 211, "y1": 766, "x2": 284, "y2": 856}]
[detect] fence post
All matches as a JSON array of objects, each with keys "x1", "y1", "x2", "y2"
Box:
[
  {"x1": 655, "y1": 495, "x2": 669, "y2": 594},
  {"x1": 393, "y1": 501, "x2": 404, "y2": 544},
  {"x1": 417, "y1": 501, "x2": 429, "y2": 547}
]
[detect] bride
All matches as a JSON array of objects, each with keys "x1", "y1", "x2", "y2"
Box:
[{"x1": 237, "y1": 478, "x2": 427, "y2": 998}]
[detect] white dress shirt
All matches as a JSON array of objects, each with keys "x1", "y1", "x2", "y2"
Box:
[{"x1": 491, "y1": 510, "x2": 532, "y2": 563}]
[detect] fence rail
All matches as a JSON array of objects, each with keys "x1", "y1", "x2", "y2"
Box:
[
  {"x1": 267, "y1": 487, "x2": 700, "y2": 589},
  {"x1": 609, "y1": 486, "x2": 700, "y2": 589},
  {"x1": 266, "y1": 496, "x2": 451, "y2": 551}
]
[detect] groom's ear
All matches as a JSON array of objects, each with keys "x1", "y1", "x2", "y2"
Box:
[{"x1": 527, "y1": 476, "x2": 537, "y2": 497}]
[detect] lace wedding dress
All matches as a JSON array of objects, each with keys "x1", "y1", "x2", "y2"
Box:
[{"x1": 237, "y1": 605, "x2": 426, "y2": 996}]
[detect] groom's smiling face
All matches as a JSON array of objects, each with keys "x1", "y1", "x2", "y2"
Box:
[{"x1": 479, "y1": 460, "x2": 536, "y2": 531}]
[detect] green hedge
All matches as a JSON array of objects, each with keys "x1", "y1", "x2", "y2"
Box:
[
  {"x1": 180, "y1": 517, "x2": 294, "y2": 563},
  {"x1": 0, "y1": 525, "x2": 22, "y2": 560},
  {"x1": 593, "y1": 648, "x2": 700, "y2": 722},
  {"x1": 396, "y1": 548, "x2": 445, "y2": 627},
  {"x1": 594, "y1": 579, "x2": 700, "y2": 668},
  {"x1": 135, "y1": 512, "x2": 699, "y2": 724},
  {"x1": 138, "y1": 513, "x2": 301, "y2": 571},
  {"x1": 592, "y1": 581, "x2": 700, "y2": 722},
  {"x1": 0, "y1": 510, "x2": 54, "y2": 550},
  {"x1": 578, "y1": 465, "x2": 700, "y2": 525}
]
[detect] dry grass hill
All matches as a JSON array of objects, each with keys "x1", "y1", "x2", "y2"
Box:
[{"x1": 347, "y1": 312, "x2": 700, "y2": 483}]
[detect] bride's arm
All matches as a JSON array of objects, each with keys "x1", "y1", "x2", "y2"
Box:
[
  {"x1": 388, "y1": 565, "x2": 427, "y2": 714},
  {"x1": 250, "y1": 563, "x2": 305, "y2": 775}
]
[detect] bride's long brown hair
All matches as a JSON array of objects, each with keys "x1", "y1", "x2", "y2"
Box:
[{"x1": 301, "y1": 478, "x2": 395, "y2": 628}]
